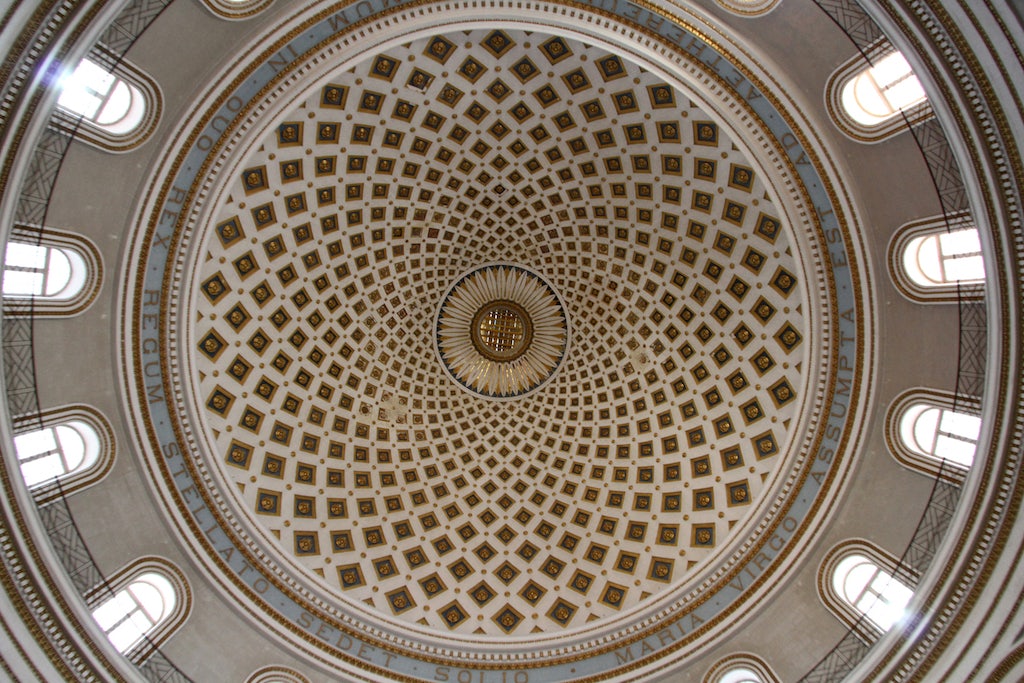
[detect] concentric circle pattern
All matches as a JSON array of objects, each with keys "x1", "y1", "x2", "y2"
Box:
[
  {"x1": 436, "y1": 264, "x2": 568, "y2": 398},
  {"x1": 190, "y1": 29, "x2": 808, "y2": 636}
]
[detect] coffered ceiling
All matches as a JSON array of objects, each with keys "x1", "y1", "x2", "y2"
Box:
[{"x1": 1, "y1": 1, "x2": 1023, "y2": 682}]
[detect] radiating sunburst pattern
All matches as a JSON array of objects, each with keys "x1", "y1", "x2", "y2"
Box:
[{"x1": 436, "y1": 265, "x2": 569, "y2": 398}]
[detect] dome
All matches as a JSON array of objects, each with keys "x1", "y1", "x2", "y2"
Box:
[{"x1": 0, "y1": 1, "x2": 1022, "y2": 682}]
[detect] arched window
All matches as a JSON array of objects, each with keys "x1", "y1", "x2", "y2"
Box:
[
  {"x1": 903, "y1": 229, "x2": 984, "y2": 286},
  {"x1": 827, "y1": 43, "x2": 932, "y2": 142},
  {"x1": 703, "y1": 654, "x2": 779, "y2": 683},
  {"x1": 832, "y1": 554, "x2": 913, "y2": 631},
  {"x1": 713, "y1": 0, "x2": 780, "y2": 17},
  {"x1": 245, "y1": 666, "x2": 313, "y2": 683},
  {"x1": 900, "y1": 404, "x2": 980, "y2": 467},
  {"x1": 57, "y1": 58, "x2": 146, "y2": 135},
  {"x1": 819, "y1": 541, "x2": 917, "y2": 641},
  {"x1": 889, "y1": 213, "x2": 985, "y2": 302},
  {"x1": 887, "y1": 389, "x2": 981, "y2": 479},
  {"x1": 93, "y1": 572, "x2": 177, "y2": 654},
  {"x1": 841, "y1": 52, "x2": 926, "y2": 126},
  {"x1": 3, "y1": 226, "x2": 101, "y2": 316},
  {"x1": 53, "y1": 52, "x2": 160, "y2": 151},
  {"x1": 16, "y1": 421, "x2": 99, "y2": 487},
  {"x1": 4, "y1": 242, "x2": 87, "y2": 299},
  {"x1": 86, "y1": 558, "x2": 190, "y2": 663},
  {"x1": 199, "y1": 0, "x2": 275, "y2": 19},
  {"x1": 719, "y1": 669, "x2": 763, "y2": 683},
  {"x1": 11, "y1": 405, "x2": 114, "y2": 501}
]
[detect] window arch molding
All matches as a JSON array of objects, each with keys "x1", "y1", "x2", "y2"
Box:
[
  {"x1": 818, "y1": 540, "x2": 918, "y2": 642},
  {"x1": 888, "y1": 212, "x2": 986, "y2": 303},
  {"x1": 245, "y1": 665, "x2": 312, "y2": 683},
  {"x1": 3, "y1": 224, "x2": 102, "y2": 316},
  {"x1": 826, "y1": 41, "x2": 932, "y2": 143},
  {"x1": 713, "y1": 0, "x2": 781, "y2": 17},
  {"x1": 53, "y1": 49, "x2": 161, "y2": 152},
  {"x1": 703, "y1": 653, "x2": 779, "y2": 683},
  {"x1": 886, "y1": 388, "x2": 982, "y2": 481},
  {"x1": 85, "y1": 557, "x2": 191, "y2": 664},
  {"x1": 199, "y1": 0, "x2": 275, "y2": 20},
  {"x1": 11, "y1": 404, "x2": 115, "y2": 502}
]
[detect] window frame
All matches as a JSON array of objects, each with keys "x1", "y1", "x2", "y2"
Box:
[
  {"x1": 3, "y1": 225, "x2": 102, "y2": 316},
  {"x1": 886, "y1": 388, "x2": 982, "y2": 482},
  {"x1": 85, "y1": 558, "x2": 191, "y2": 664},
  {"x1": 888, "y1": 212, "x2": 986, "y2": 303},
  {"x1": 703, "y1": 653, "x2": 779, "y2": 683},
  {"x1": 11, "y1": 405, "x2": 115, "y2": 502},
  {"x1": 52, "y1": 49, "x2": 161, "y2": 152},
  {"x1": 819, "y1": 540, "x2": 918, "y2": 642},
  {"x1": 245, "y1": 666, "x2": 313, "y2": 683},
  {"x1": 199, "y1": 0, "x2": 275, "y2": 20},
  {"x1": 3, "y1": 242, "x2": 83, "y2": 299},
  {"x1": 713, "y1": 0, "x2": 780, "y2": 17},
  {"x1": 826, "y1": 41, "x2": 933, "y2": 143}
]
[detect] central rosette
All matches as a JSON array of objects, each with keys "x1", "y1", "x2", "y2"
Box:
[
  {"x1": 436, "y1": 264, "x2": 569, "y2": 398},
  {"x1": 472, "y1": 302, "x2": 532, "y2": 360}
]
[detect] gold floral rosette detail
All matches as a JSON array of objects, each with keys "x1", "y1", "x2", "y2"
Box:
[{"x1": 435, "y1": 264, "x2": 569, "y2": 398}]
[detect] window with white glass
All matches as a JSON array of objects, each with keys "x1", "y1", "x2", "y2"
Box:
[
  {"x1": 900, "y1": 404, "x2": 981, "y2": 468},
  {"x1": 57, "y1": 58, "x2": 147, "y2": 135},
  {"x1": 199, "y1": 0, "x2": 274, "y2": 19},
  {"x1": 904, "y1": 228, "x2": 984, "y2": 287},
  {"x1": 713, "y1": 0, "x2": 780, "y2": 17},
  {"x1": 820, "y1": 541, "x2": 917, "y2": 640},
  {"x1": 87, "y1": 559, "x2": 190, "y2": 663},
  {"x1": 719, "y1": 667, "x2": 764, "y2": 683},
  {"x1": 832, "y1": 554, "x2": 914, "y2": 632},
  {"x1": 3, "y1": 242, "x2": 87, "y2": 300},
  {"x1": 703, "y1": 654, "x2": 779, "y2": 683},
  {"x1": 3, "y1": 228, "x2": 101, "y2": 316},
  {"x1": 887, "y1": 390, "x2": 981, "y2": 479},
  {"x1": 52, "y1": 54, "x2": 159, "y2": 151},
  {"x1": 889, "y1": 213, "x2": 985, "y2": 302},
  {"x1": 15, "y1": 420, "x2": 99, "y2": 488},
  {"x1": 11, "y1": 406, "x2": 113, "y2": 501},
  {"x1": 92, "y1": 572, "x2": 177, "y2": 654},
  {"x1": 841, "y1": 52, "x2": 927, "y2": 126},
  {"x1": 828, "y1": 44, "x2": 932, "y2": 141}
]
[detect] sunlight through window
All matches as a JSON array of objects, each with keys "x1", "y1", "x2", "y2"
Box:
[
  {"x1": 900, "y1": 404, "x2": 981, "y2": 468},
  {"x1": 14, "y1": 422, "x2": 99, "y2": 488},
  {"x1": 3, "y1": 242, "x2": 87, "y2": 300},
  {"x1": 719, "y1": 667, "x2": 764, "y2": 683},
  {"x1": 92, "y1": 572, "x2": 177, "y2": 654},
  {"x1": 841, "y1": 52, "x2": 927, "y2": 127},
  {"x1": 903, "y1": 228, "x2": 985, "y2": 287},
  {"x1": 833, "y1": 554, "x2": 914, "y2": 632},
  {"x1": 57, "y1": 58, "x2": 147, "y2": 136}
]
